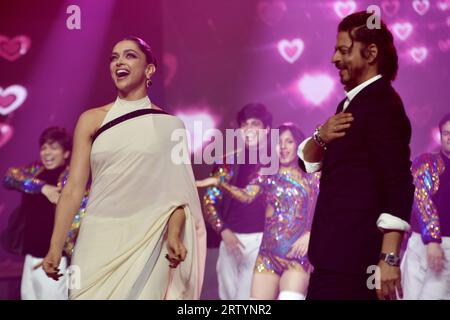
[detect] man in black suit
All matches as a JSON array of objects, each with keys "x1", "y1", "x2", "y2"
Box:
[{"x1": 298, "y1": 12, "x2": 415, "y2": 300}]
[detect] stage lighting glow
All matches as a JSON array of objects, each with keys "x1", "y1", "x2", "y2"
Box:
[
  {"x1": 438, "y1": 39, "x2": 450, "y2": 52},
  {"x1": 258, "y1": 0, "x2": 287, "y2": 26},
  {"x1": 298, "y1": 73, "x2": 335, "y2": 106},
  {"x1": 163, "y1": 53, "x2": 178, "y2": 88},
  {"x1": 175, "y1": 110, "x2": 218, "y2": 154},
  {"x1": 437, "y1": 0, "x2": 450, "y2": 11},
  {"x1": 432, "y1": 127, "x2": 442, "y2": 147}
]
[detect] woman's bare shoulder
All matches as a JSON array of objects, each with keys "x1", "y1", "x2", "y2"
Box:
[
  {"x1": 82, "y1": 103, "x2": 113, "y2": 117},
  {"x1": 77, "y1": 103, "x2": 114, "y2": 130}
]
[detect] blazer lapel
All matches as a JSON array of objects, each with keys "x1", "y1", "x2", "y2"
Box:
[{"x1": 335, "y1": 98, "x2": 346, "y2": 114}]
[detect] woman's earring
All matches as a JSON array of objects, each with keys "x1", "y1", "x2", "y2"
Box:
[{"x1": 146, "y1": 78, "x2": 152, "y2": 88}]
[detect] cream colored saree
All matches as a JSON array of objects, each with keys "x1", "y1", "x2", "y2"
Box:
[{"x1": 69, "y1": 97, "x2": 206, "y2": 299}]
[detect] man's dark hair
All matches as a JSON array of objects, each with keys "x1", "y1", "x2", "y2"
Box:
[
  {"x1": 236, "y1": 103, "x2": 273, "y2": 128},
  {"x1": 439, "y1": 113, "x2": 450, "y2": 134},
  {"x1": 338, "y1": 11, "x2": 398, "y2": 81},
  {"x1": 39, "y1": 127, "x2": 72, "y2": 152}
]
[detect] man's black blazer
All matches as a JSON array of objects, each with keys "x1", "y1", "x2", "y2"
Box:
[{"x1": 300, "y1": 78, "x2": 415, "y2": 275}]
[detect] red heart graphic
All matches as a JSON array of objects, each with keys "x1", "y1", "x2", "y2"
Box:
[
  {"x1": 0, "y1": 123, "x2": 14, "y2": 148},
  {"x1": 0, "y1": 35, "x2": 31, "y2": 61},
  {"x1": 2, "y1": 42, "x2": 20, "y2": 55},
  {"x1": 381, "y1": 0, "x2": 400, "y2": 17},
  {"x1": 258, "y1": 0, "x2": 287, "y2": 26}
]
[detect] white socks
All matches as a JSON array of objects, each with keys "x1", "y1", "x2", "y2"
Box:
[
  {"x1": 249, "y1": 291, "x2": 306, "y2": 300},
  {"x1": 278, "y1": 291, "x2": 306, "y2": 300}
]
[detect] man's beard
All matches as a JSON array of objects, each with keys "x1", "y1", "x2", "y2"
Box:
[{"x1": 341, "y1": 66, "x2": 365, "y2": 91}]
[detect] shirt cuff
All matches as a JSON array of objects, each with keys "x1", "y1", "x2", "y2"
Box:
[
  {"x1": 377, "y1": 213, "x2": 411, "y2": 232},
  {"x1": 297, "y1": 138, "x2": 323, "y2": 173}
]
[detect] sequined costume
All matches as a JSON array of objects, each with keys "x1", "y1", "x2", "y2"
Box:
[
  {"x1": 410, "y1": 153, "x2": 446, "y2": 244},
  {"x1": 220, "y1": 167, "x2": 320, "y2": 275},
  {"x1": 202, "y1": 151, "x2": 267, "y2": 300},
  {"x1": 202, "y1": 164, "x2": 233, "y2": 234},
  {"x1": 401, "y1": 152, "x2": 450, "y2": 299},
  {"x1": 3, "y1": 161, "x2": 88, "y2": 257}
]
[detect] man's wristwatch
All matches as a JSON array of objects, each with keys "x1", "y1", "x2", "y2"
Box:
[
  {"x1": 312, "y1": 126, "x2": 327, "y2": 149},
  {"x1": 380, "y1": 252, "x2": 401, "y2": 267}
]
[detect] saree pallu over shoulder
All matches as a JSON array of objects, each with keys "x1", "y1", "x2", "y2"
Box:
[
  {"x1": 91, "y1": 108, "x2": 170, "y2": 144},
  {"x1": 69, "y1": 98, "x2": 206, "y2": 299}
]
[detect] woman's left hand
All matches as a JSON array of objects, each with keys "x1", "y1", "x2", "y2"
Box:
[
  {"x1": 287, "y1": 232, "x2": 310, "y2": 259},
  {"x1": 166, "y1": 235, "x2": 187, "y2": 269}
]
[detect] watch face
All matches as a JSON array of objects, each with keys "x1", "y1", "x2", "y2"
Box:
[{"x1": 386, "y1": 254, "x2": 400, "y2": 266}]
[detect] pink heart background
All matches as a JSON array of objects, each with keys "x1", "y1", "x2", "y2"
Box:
[
  {"x1": 412, "y1": 0, "x2": 430, "y2": 16},
  {"x1": 381, "y1": 0, "x2": 400, "y2": 17},
  {"x1": 438, "y1": 39, "x2": 450, "y2": 52},
  {"x1": 278, "y1": 39, "x2": 304, "y2": 64},
  {"x1": 391, "y1": 22, "x2": 413, "y2": 41},
  {"x1": 0, "y1": 95, "x2": 16, "y2": 108},
  {"x1": 334, "y1": 0, "x2": 357, "y2": 19},
  {"x1": 0, "y1": 35, "x2": 31, "y2": 61},
  {"x1": 0, "y1": 123, "x2": 14, "y2": 148},
  {"x1": 298, "y1": 74, "x2": 335, "y2": 106},
  {"x1": 0, "y1": 85, "x2": 27, "y2": 116},
  {"x1": 437, "y1": 0, "x2": 450, "y2": 11},
  {"x1": 258, "y1": 0, "x2": 287, "y2": 26},
  {"x1": 410, "y1": 47, "x2": 428, "y2": 63}
]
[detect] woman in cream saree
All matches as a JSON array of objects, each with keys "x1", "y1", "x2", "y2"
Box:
[
  {"x1": 69, "y1": 96, "x2": 206, "y2": 299},
  {"x1": 42, "y1": 37, "x2": 206, "y2": 300}
]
